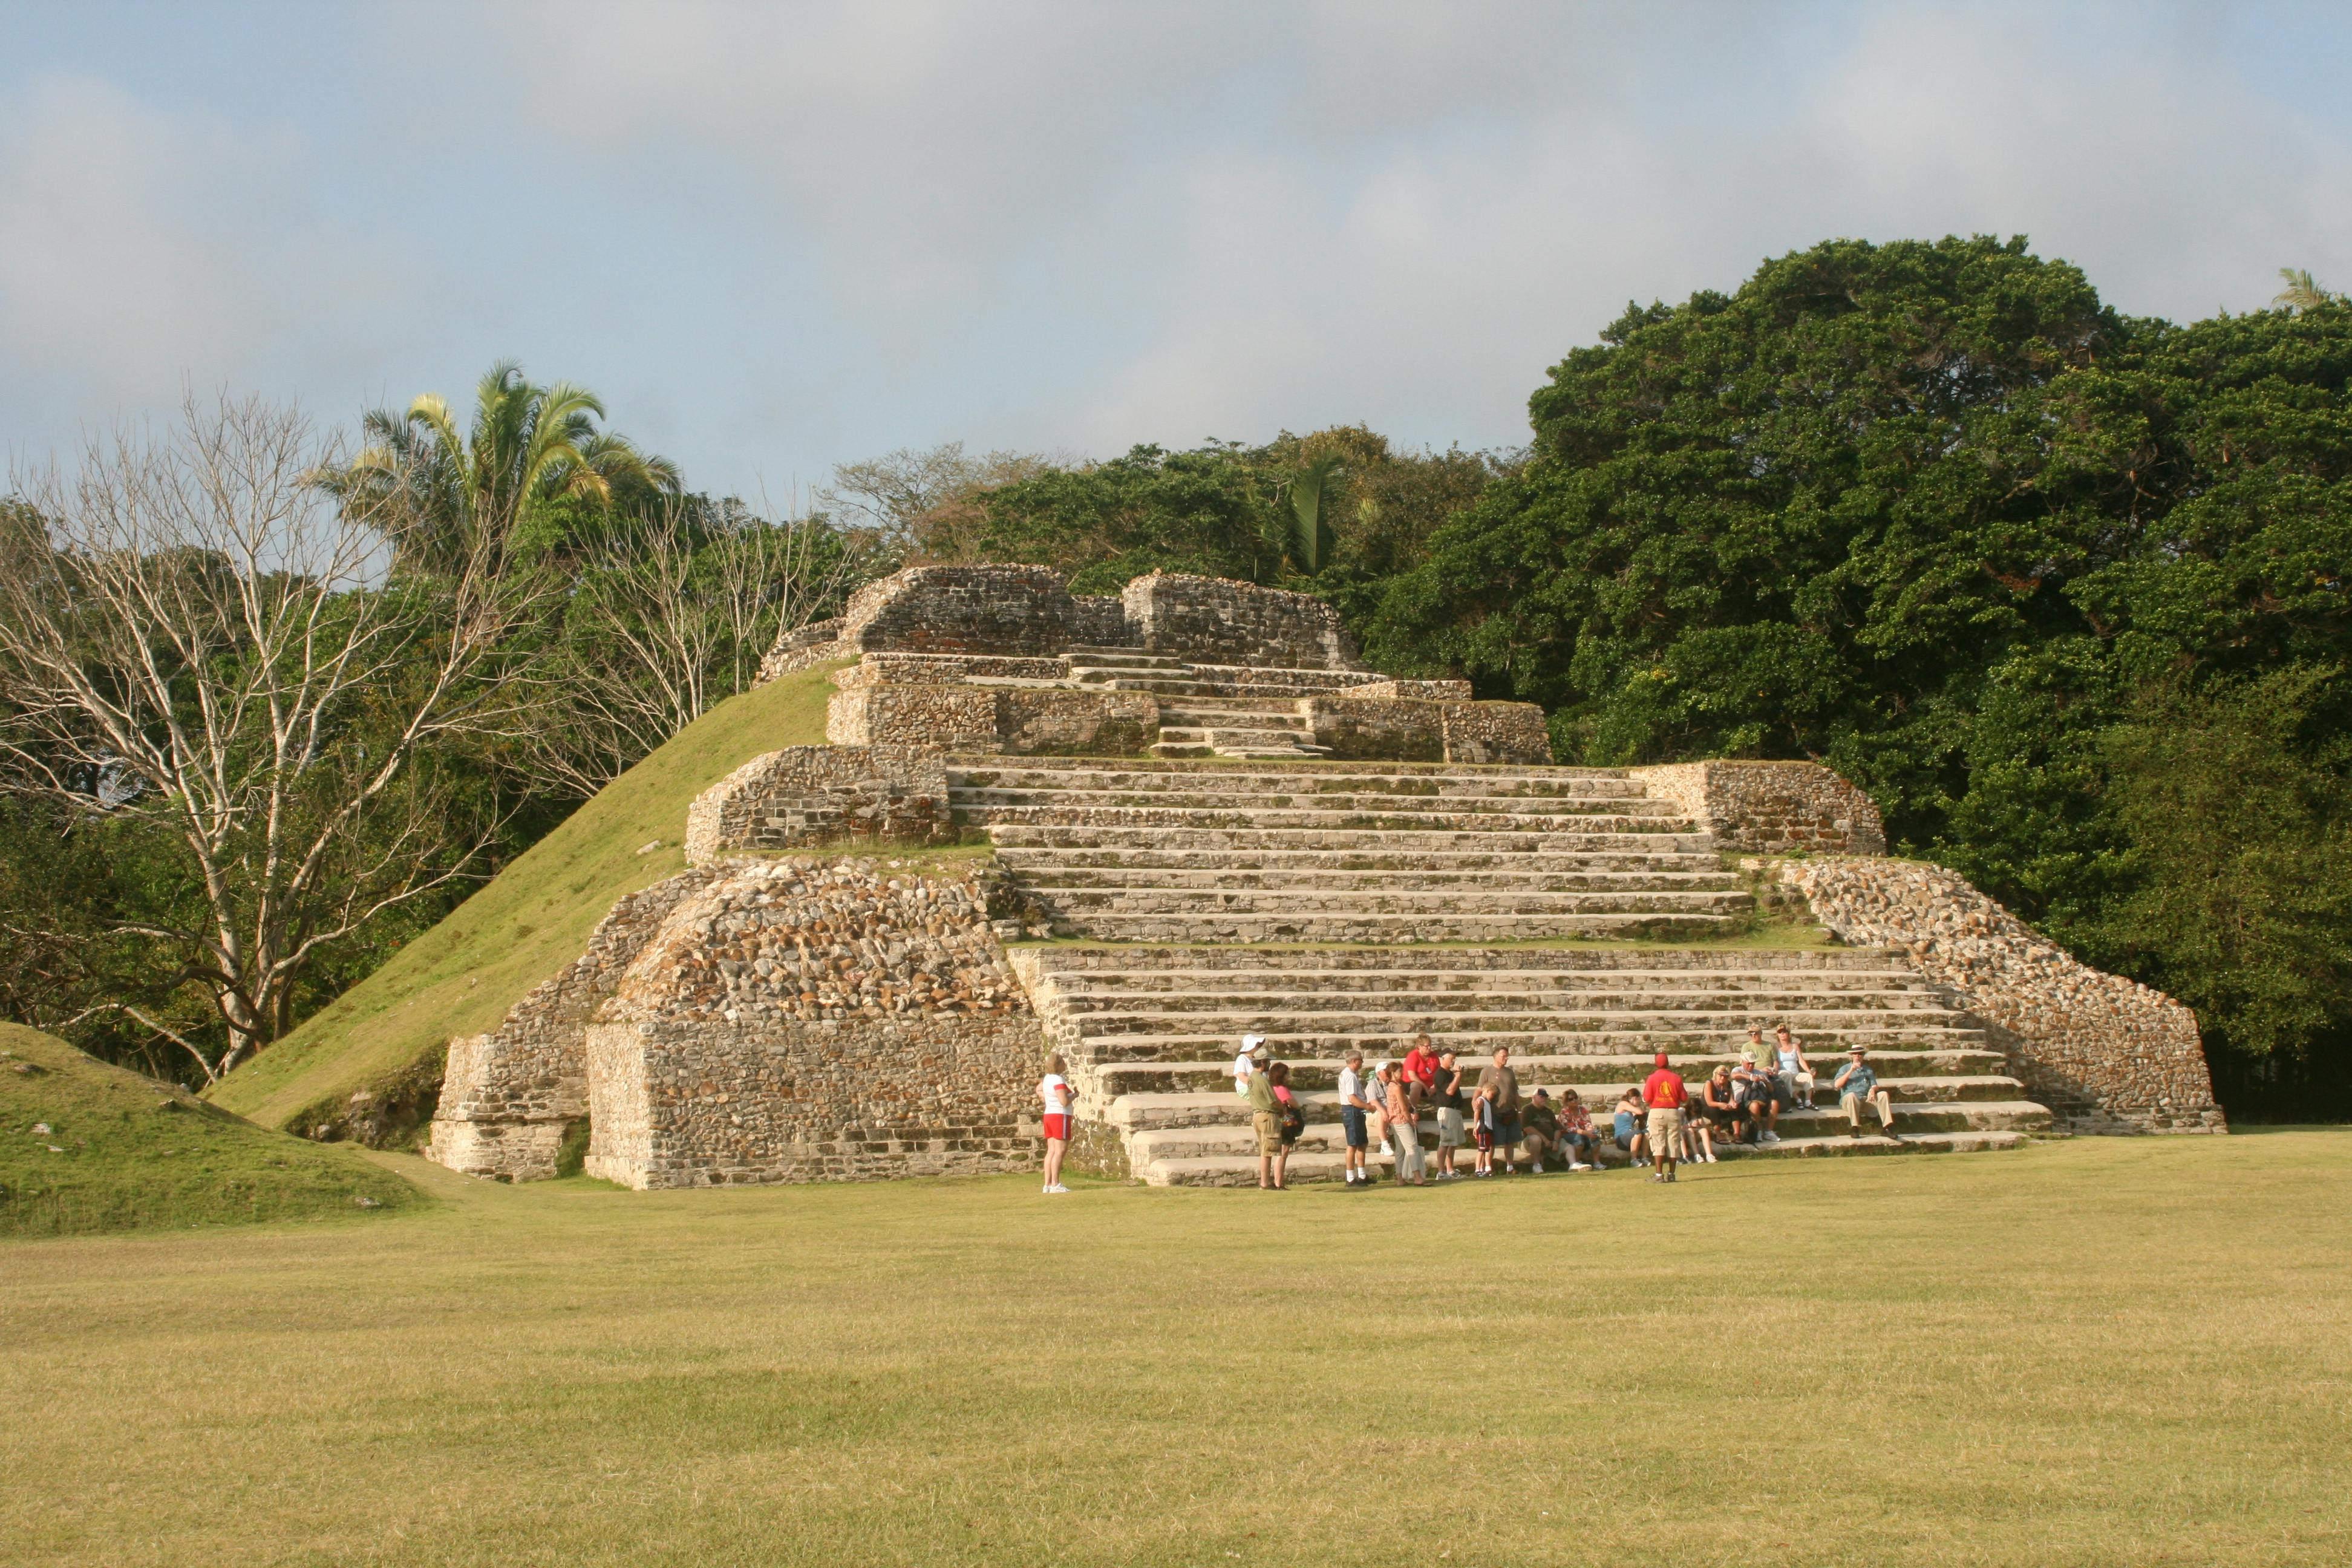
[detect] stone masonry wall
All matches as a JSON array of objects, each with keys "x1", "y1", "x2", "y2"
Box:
[
  {"x1": 844, "y1": 564, "x2": 1077, "y2": 655},
  {"x1": 1307, "y1": 695, "x2": 1554, "y2": 765},
  {"x1": 829, "y1": 682, "x2": 1158, "y2": 756},
  {"x1": 583, "y1": 857, "x2": 1044, "y2": 1187},
  {"x1": 755, "y1": 617, "x2": 849, "y2": 683},
  {"x1": 1636, "y1": 760, "x2": 1887, "y2": 855},
  {"x1": 425, "y1": 864, "x2": 732, "y2": 1180},
  {"x1": 1121, "y1": 571, "x2": 1368, "y2": 670},
  {"x1": 684, "y1": 745, "x2": 953, "y2": 866},
  {"x1": 1777, "y1": 857, "x2": 2225, "y2": 1134}
]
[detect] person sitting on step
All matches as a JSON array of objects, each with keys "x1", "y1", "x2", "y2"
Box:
[
  {"x1": 1680, "y1": 1106, "x2": 1720, "y2": 1165},
  {"x1": 1555, "y1": 1088, "x2": 1600, "y2": 1170},
  {"x1": 1612, "y1": 1087, "x2": 1648, "y2": 1165},
  {"x1": 1774, "y1": 1025, "x2": 1817, "y2": 1109},
  {"x1": 1520, "y1": 1088, "x2": 1562, "y2": 1172},
  {"x1": 1833, "y1": 1046, "x2": 1901, "y2": 1140},
  {"x1": 1700, "y1": 1065, "x2": 1742, "y2": 1144},
  {"x1": 1402, "y1": 1032, "x2": 1440, "y2": 1111},
  {"x1": 1733, "y1": 1051, "x2": 1782, "y2": 1145}
]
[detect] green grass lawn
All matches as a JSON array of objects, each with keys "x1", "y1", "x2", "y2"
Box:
[
  {"x1": 2, "y1": 1132, "x2": 2345, "y2": 1566},
  {"x1": 0, "y1": 1024, "x2": 418, "y2": 1236},
  {"x1": 205, "y1": 661, "x2": 845, "y2": 1138}
]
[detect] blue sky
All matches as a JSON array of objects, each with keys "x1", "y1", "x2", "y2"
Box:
[{"x1": 5, "y1": 1, "x2": 2350, "y2": 503}]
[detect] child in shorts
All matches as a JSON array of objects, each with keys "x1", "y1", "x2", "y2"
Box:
[{"x1": 1471, "y1": 1084, "x2": 1498, "y2": 1176}]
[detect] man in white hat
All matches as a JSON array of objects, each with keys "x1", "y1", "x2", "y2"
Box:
[
  {"x1": 1832, "y1": 1046, "x2": 1900, "y2": 1140},
  {"x1": 1233, "y1": 1033, "x2": 1267, "y2": 1097}
]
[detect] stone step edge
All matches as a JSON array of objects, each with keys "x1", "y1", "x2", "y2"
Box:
[{"x1": 1133, "y1": 1130, "x2": 2033, "y2": 1185}]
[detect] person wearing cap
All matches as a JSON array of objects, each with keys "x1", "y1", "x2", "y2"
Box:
[
  {"x1": 1834, "y1": 1047, "x2": 1900, "y2": 1138},
  {"x1": 1336, "y1": 1050, "x2": 1376, "y2": 1187},
  {"x1": 1520, "y1": 1088, "x2": 1562, "y2": 1172},
  {"x1": 1733, "y1": 1050, "x2": 1782, "y2": 1145},
  {"x1": 1232, "y1": 1034, "x2": 1266, "y2": 1097},
  {"x1": 1379, "y1": 1061, "x2": 1427, "y2": 1186},
  {"x1": 1246, "y1": 1057, "x2": 1285, "y2": 1189},
  {"x1": 1641, "y1": 1050, "x2": 1689, "y2": 1183}
]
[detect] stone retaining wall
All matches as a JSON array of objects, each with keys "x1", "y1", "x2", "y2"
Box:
[
  {"x1": 684, "y1": 745, "x2": 953, "y2": 865},
  {"x1": 1636, "y1": 760, "x2": 1887, "y2": 855},
  {"x1": 1121, "y1": 571, "x2": 1367, "y2": 670},
  {"x1": 1307, "y1": 695, "x2": 1554, "y2": 765},
  {"x1": 425, "y1": 865, "x2": 732, "y2": 1180},
  {"x1": 1775, "y1": 857, "x2": 2225, "y2": 1134},
  {"x1": 829, "y1": 684, "x2": 1158, "y2": 756},
  {"x1": 583, "y1": 857, "x2": 1045, "y2": 1187},
  {"x1": 754, "y1": 617, "x2": 849, "y2": 683}
]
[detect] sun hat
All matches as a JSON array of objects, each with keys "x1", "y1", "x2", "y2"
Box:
[{"x1": 1740, "y1": 1050, "x2": 1757, "y2": 1062}]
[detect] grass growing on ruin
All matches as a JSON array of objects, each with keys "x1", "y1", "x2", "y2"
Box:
[
  {"x1": 207, "y1": 661, "x2": 849, "y2": 1137},
  {"x1": 5, "y1": 1132, "x2": 2346, "y2": 1567},
  {"x1": 0, "y1": 1025, "x2": 418, "y2": 1237}
]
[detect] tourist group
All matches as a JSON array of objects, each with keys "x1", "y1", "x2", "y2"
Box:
[{"x1": 1033, "y1": 1024, "x2": 1904, "y2": 1192}]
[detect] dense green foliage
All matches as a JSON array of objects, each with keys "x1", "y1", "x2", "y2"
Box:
[{"x1": 1359, "y1": 237, "x2": 2351, "y2": 1111}]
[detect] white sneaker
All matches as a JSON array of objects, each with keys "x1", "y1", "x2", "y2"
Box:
[
  {"x1": 1570, "y1": 1162, "x2": 1593, "y2": 1172},
  {"x1": 1046, "y1": 1183, "x2": 1071, "y2": 1194},
  {"x1": 1762, "y1": 1132, "x2": 1781, "y2": 1145}
]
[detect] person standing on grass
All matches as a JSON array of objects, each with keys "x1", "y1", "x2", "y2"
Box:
[
  {"x1": 1471, "y1": 1081, "x2": 1498, "y2": 1176},
  {"x1": 1380, "y1": 1060, "x2": 1428, "y2": 1185},
  {"x1": 1775, "y1": 1025, "x2": 1817, "y2": 1108},
  {"x1": 1337, "y1": 1050, "x2": 1376, "y2": 1187},
  {"x1": 1247, "y1": 1059, "x2": 1285, "y2": 1189},
  {"x1": 1642, "y1": 1051, "x2": 1688, "y2": 1184},
  {"x1": 1432, "y1": 1047, "x2": 1467, "y2": 1180},
  {"x1": 1834, "y1": 1046, "x2": 1901, "y2": 1140},
  {"x1": 1039, "y1": 1053, "x2": 1074, "y2": 1195},
  {"x1": 1267, "y1": 1061, "x2": 1304, "y2": 1188},
  {"x1": 1480, "y1": 1046, "x2": 1523, "y2": 1174}
]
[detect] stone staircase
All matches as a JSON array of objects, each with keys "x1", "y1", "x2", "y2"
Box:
[
  {"x1": 1010, "y1": 947, "x2": 2051, "y2": 1185},
  {"x1": 950, "y1": 757, "x2": 1747, "y2": 942},
  {"x1": 1063, "y1": 645, "x2": 1365, "y2": 757}
]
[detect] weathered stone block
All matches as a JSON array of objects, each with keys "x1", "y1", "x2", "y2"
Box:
[
  {"x1": 995, "y1": 689, "x2": 1160, "y2": 756},
  {"x1": 1636, "y1": 760, "x2": 1886, "y2": 855},
  {"x1": 826, "y1": 685, "x2": 1002, "y2": 750},
  {"x1": 1121, "y1": 571, "x2": 1367, "y2": 670},
  {"x1": 684, "y1": 745, "x2": 952, "y2": 864},
  {"x1": 1440, "y1": 701, "x2": 1553, "y2": 765}
]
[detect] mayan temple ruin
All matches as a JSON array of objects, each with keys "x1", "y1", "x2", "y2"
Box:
[{"x1": 425, "y1": 565, "x2": 2226, "y2": 1189}]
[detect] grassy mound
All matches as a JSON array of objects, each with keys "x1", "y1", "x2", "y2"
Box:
[
  {"x1": 206, "y1": 662, "x2": 844, "y2": 1140},
  {"x1": 0, "y1": 1024, "x2": 417, "y2": 1237}
]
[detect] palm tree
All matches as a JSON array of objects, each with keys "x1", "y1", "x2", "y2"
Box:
[
  {"x1": 2274, "y1": 267, "x2": 2339, "y2": 313},
  {"x1": 320, "y1": 361, "x2": 678, "y2": 574}
]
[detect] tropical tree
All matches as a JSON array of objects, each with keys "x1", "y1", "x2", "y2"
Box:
[
  {"x1": 2275, "y1": 267, "x2": 2340, "y2": 312},
  {"x1": 317, "y1": 361, "x2": 678, "y2": 574}
]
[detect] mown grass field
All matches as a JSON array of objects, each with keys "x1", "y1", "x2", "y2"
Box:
[{"x1": 4, "y1": 1132, "x2": 2346, "y2": 1567}]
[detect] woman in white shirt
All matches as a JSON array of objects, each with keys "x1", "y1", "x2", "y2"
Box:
[{"x1": 1039, "y1": 1053, "x2": 1074, "y2": 1194}]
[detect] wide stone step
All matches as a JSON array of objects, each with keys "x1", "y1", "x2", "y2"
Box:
[
  {"x1": 1074, "y1": 1026, "x2": 1990, "y2": 1062},
  {"x1": 1091, "y1": 1052, "x2": 2011, "y2": 1096},
  {"x1": 949, "y1": 768, "x2": 1655, "y2": 799},
  {"x1": 950, "y1": 786, "x2": 1683, "y2": 817},
  {"x1": 1126, "y1": 1100, "x2": 2050, "y2": 1163},
  {"x1": 1021, "y1": 945, "x2": 1918, "y2": 975},
  {"x1": 1135, "y1": 1129, "x2": 2031, "y2": 1186},
  {"x1": 1016, "y1": 867, "x2": 1745, "y2": 892},
  {"x1": 1053, "y1": 983, "x2": 1949, "y2": 1011},
  {"x1": 979, "y1": 825, "x2": 1719, "y2": 852},
  {"x1": 1105, "y1": 1075, "x2": 2028, "y2": 1131},
  {"x1": 955, "y1": 803, "x2": 1694, "y2": 835},
  {"x1": 945, "y1": 758, "x2": 1632, "y2": 784},
  {"x1": 1040, "y1": 965, "x2": 1931, "y2": 993},
  {"x1": 1049, "y1": 912, "x2": 1747, "y2": 943},
  {"x1": 1030, "y1": 888, "x2": 1753, "y2": 916},
  {"x1": 997, "y1": 848, "x2": 1733, "y2": 875}
]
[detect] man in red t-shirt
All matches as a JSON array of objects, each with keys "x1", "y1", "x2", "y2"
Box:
[
  {"x1": 1402, "y1": 1033, "x2": 1440, "y2": 1108},
  {"x1": 1641, "y1": 1051, "x2": 1689, "y2": 1183}
]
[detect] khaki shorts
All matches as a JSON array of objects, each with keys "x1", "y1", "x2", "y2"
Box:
[
  {"x1": 1253, "y1": 1111, "x2": 1283, "y2": 1157},
  {"x1": 1646, "y1": 1106, "x2": 1685, "y2": 1150}
]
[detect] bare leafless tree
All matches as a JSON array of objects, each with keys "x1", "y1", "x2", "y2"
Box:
[
  {"x1": 524, "y1": 495, "x2": 880, "y2": 797},
  {"x1": 820, "y1": 442, "x2": 1060, "y2": 560},
  {"x1": 0, "y1": 394, "x2": 541, "y2": 1080}
]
